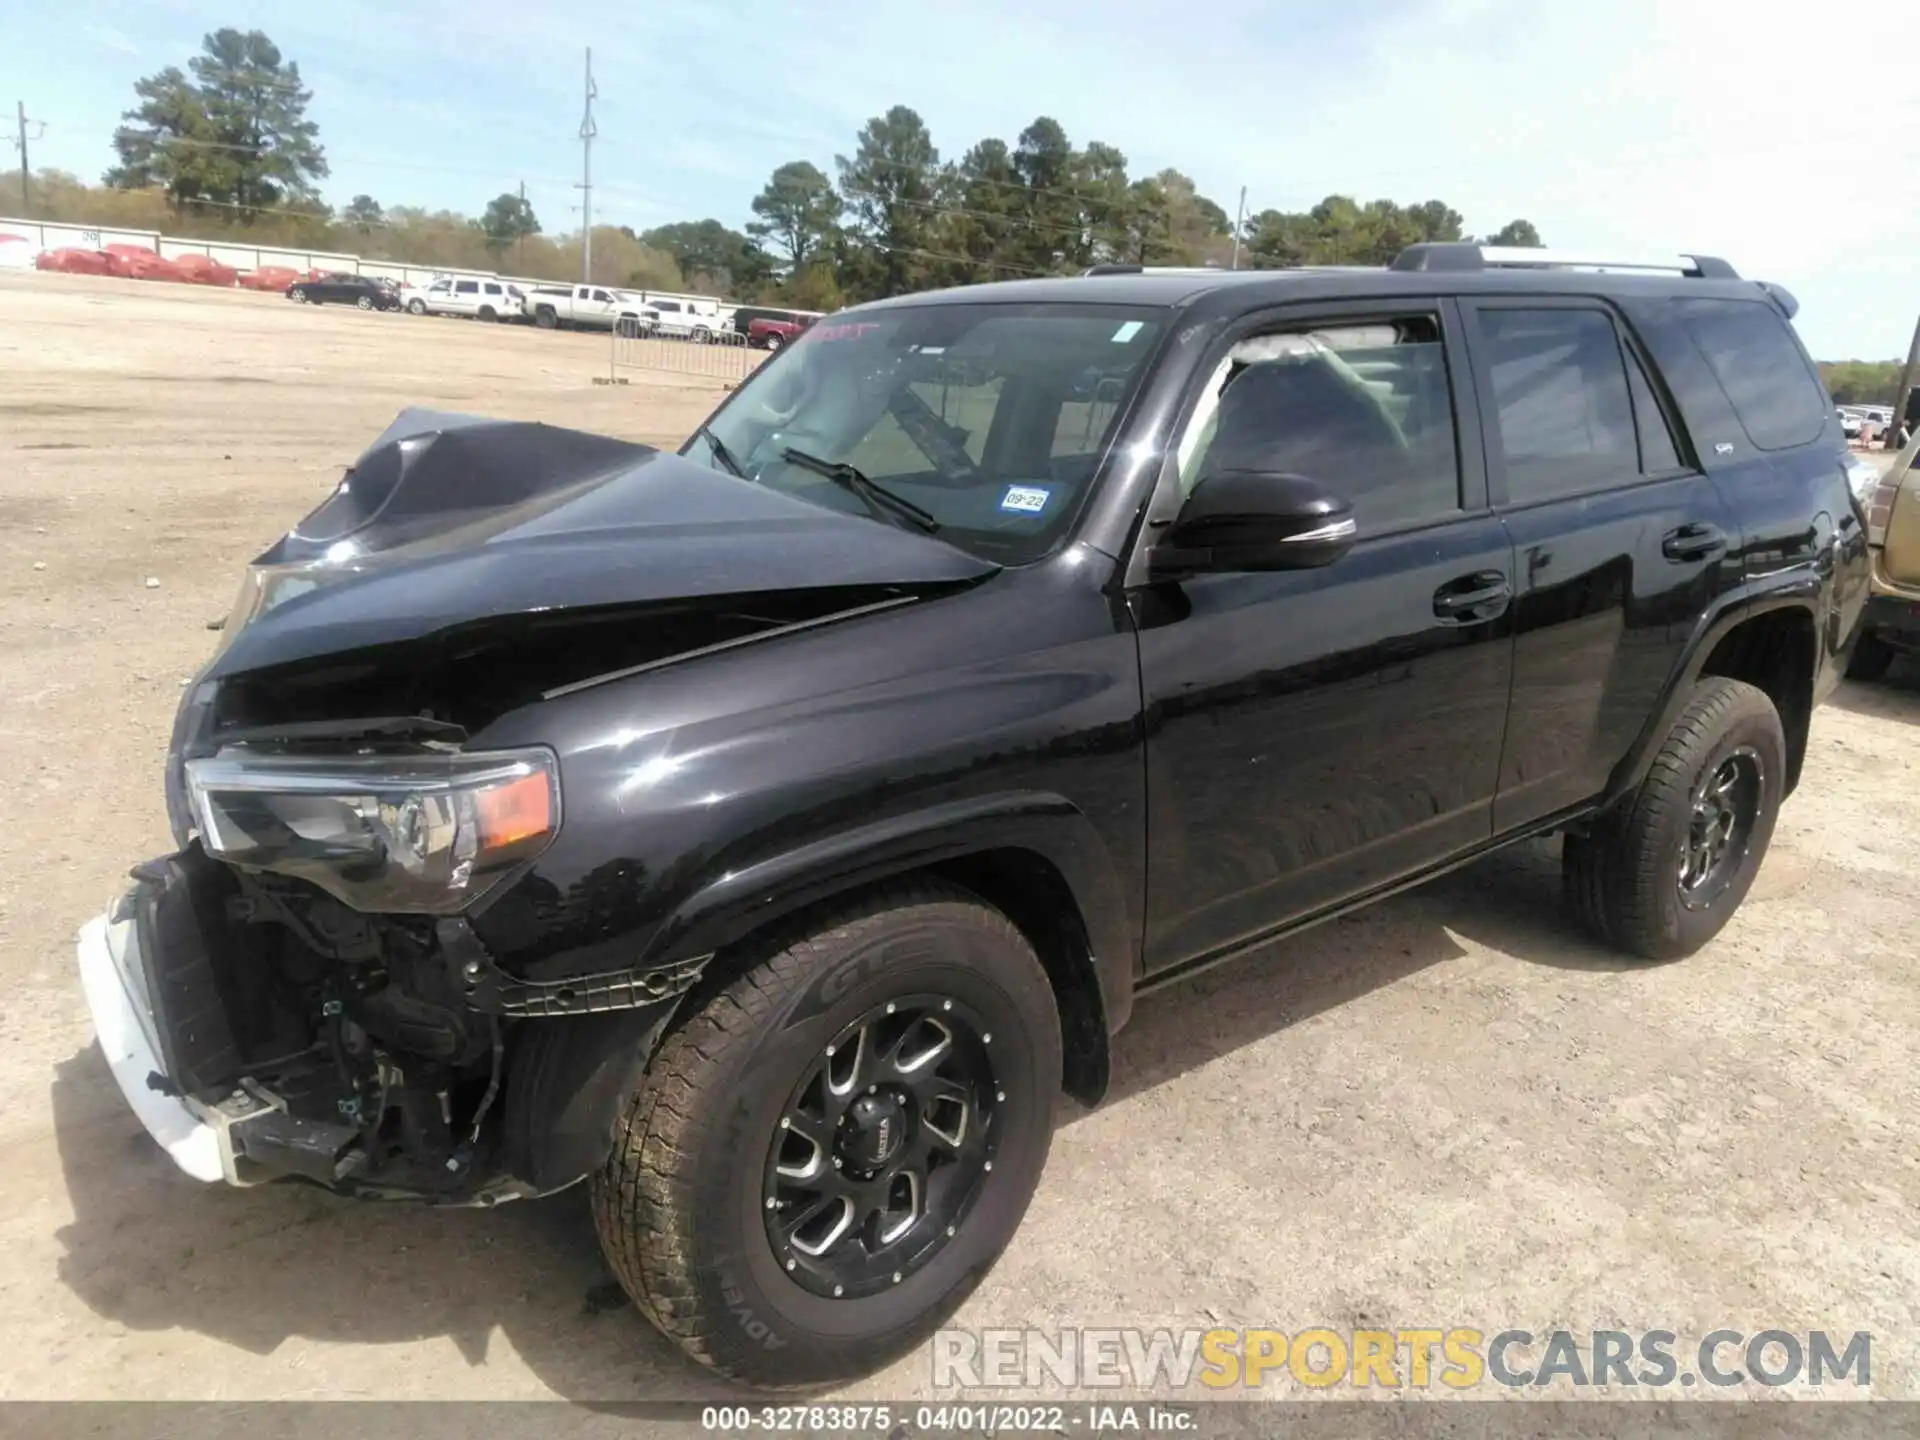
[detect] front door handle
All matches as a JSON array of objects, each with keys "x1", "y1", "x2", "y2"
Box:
[
  {"x1": 1433, "y1": 571, "x2": 1512, "y2": 623},
  {"x1": 1662, "y1": 522, "x2": 1728, "y2": 563}
]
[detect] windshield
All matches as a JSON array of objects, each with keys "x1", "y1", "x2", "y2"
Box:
[{"x1": 681, "y1": 302, "x2": 1167, "y2": 562}]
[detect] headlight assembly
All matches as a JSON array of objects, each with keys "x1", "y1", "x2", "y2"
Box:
[{"x1": 185, "y1": 748, "x2": 560, "y2": 914}]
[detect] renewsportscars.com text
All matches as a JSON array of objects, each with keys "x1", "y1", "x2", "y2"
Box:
[{"x1": 931, "y1": 1327, "x2": 1872, "y2": 1391}]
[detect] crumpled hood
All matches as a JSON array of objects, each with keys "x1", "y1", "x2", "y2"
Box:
[{"x1": 204, "y1": 408, "x2": 998, "y2": 679}]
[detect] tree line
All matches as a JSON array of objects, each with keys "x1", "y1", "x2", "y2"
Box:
[{"x1": 18, "y1": 25, "x2": 1793, "y2": 333}]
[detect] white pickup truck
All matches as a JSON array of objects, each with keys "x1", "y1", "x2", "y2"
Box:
[{"x1": 522, "y1": 284, "x2": 660, "y2": 334}]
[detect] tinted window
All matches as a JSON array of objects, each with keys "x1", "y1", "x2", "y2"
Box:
[
  {"x1": 692, "y1": 303, "x2": 1166, "y2": 563},
  {"x1": 1176, "y1": 315, "x2": 1463, "y2": 532},
  {"x1": 1679, "y1": 299, "x2": 1826, "y2": 451},
  {"x1": 656, "y1": 299, "x2": 681, "y2": 312},
  {"x1": 483, "y1": 282, "x2": 501, "y2": 295},
  {"x1": 1624, "y1": 345, "x2": 1684, "y2": 473},
  {"x1": 455, "y1": 280, "x2": 478, "y2": 295},
  {"x1": 1478, "y1": 308, "x2": 1636, "y2": 502}
]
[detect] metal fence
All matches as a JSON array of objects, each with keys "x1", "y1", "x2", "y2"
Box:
[{"x1": 606, "y1": 326, "x2": 760, "y2": 388}]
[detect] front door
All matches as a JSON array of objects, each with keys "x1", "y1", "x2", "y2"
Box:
[{"x1": 1132, "y1": 298, "x2": 1515, "y2": 974}]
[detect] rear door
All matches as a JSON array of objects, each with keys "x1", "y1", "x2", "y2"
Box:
[
  {"x1": 1459, "y1": 298, "x2": 1740, "y2": 830},
  {"x1": 450, "y1": 279, "x2": 481, "y2": 315}
]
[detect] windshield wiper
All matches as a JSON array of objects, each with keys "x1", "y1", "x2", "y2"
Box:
[
  {"x1": 780, "y1": 447, "x2": 941, "y2": 534},
  {"x1": 696, "y1": 425, "x2": 745, "y2": 478}
]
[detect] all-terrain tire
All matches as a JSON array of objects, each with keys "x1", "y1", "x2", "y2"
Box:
[
  {"x1": 534, "y1": 305, "x2": 558, "y2": 329},
  {"x1": 591, "y1": 881, "x2": 1062, "y2": 1391},
  {"x1": 1845, "y1": 629, "x2": 1895, "y2": 683},
  {"x1": 1563, "y1": 677, "x2": 1785, "y2": 961}
]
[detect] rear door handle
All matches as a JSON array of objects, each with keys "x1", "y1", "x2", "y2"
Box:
[
  {"x1": 1662, "y1": 522, "x2": 1728, "y2": 563},
  {"x1": 1433, "y1": 571, "x2": 1512, "y2": 623}
]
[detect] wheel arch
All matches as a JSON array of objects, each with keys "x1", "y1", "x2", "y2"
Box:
[
  {"x1": 1608, "y1": 590, "x2": 1820, "y2": 804},
  {"x1": 641, "y1": 792, "x2": 1136, "y2": 1106}
]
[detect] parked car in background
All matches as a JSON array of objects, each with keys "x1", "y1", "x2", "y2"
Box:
[
  {"x1": 1840, "y1": 409, "x2": 1865, "y2": 439},
  {"x1": 645, "y1": 295, "x2": 726, "y2": 342},
  {"x1": 239, "y1": 266, "x2": 303, "y2": 292},
  {"x1": 290, "y1": 273, "x2": 401, "y2": 311},
  {"x1": 34, "y1": 247, "x2": 112, "y2": 275},
  {"x1": 173, "y1": 255, "x2": 240, "y2": 288},
  {"x1": 746, "y1": 313, "x2": 814, "y2": 350},
  {"x1": 1850, "y1": 434, "x2": 1920, "y2": 681},
  {"x1": 400, "y1": 275, "x2": 524, "y2": 322},
  {"x1": 104, "y1": 248, "x2": 188, "y2": 283},
  {"x1": 516, "y1": 283, "x2": 656, "y2": 333}
]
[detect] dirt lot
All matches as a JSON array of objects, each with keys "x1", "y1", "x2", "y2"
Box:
[{"x1": 1, "y1": 269, "x2": 1916, "y2": 1407}]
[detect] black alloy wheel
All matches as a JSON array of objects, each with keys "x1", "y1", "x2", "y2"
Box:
[
  {"x1": 1677, "y1": 747, "x2": 1762, "y2": 911},
  {"x1": 764, "y1": 993, "x2": 999, "y2": 1301}
]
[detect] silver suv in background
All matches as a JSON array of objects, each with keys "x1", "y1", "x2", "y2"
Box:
[{"x1": 400, "y1": 275, "x2": 526, "y2": 323}]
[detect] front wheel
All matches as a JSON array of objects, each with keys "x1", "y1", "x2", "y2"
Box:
[
  {"x1": 591, "y1": 882, "x2": 1061, "y2": 1390},
  {"x1": 289, "y1": 286, "x2": 307, "y2": 303},
  {"x1": 765, "y1": 333, "x2": 784, "y2": 352},
  {"x1": 1564, "y1": 677, "x2": 1785, "y2": 961},
  {"x1": 691, "y1": 326, "x2": 712, "y2": 345}
]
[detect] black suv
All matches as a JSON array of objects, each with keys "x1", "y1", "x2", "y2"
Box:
[{"x1": 80, "y1": 243, "x2": 1871, "y2": 1390}]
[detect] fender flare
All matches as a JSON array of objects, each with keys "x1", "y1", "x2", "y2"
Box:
[
  {"x1": 640, "y1": 791, "x2": 1137, "y2": 1042},
  {"x1": 1603, "y1": 581, "x2": 1821, "y2": 806}
]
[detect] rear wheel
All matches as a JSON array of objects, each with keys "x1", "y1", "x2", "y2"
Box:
[
  {"x1": 1845, "y1": 629, "x2": 1895, "y2": 683},
  {"x1": 1563, "y1": 677, "x2": 1785, "y2": 961},
  {"x1": 534, "y1": 306, "x2": 558, "y2": 329},
  {"x1": 691, "y1": 326, "x2": 712, "y2": 345},
  {"x1": 766, "y1": 333, "x2": 784, "y2": 352},
  {"x1": 407, "y1": 298, "x2": 427, "y2": 316},
  {"x1": 591, "y1": 882, "x2": 1061, "y2": 1390},
  {"x1": 477, "y1": 305, "x2": 497, "y2": 322},
  {"x1": 356, "y1": 295, "x2": 374, "y2": 311}
]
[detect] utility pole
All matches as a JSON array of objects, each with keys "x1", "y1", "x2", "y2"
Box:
[
  {"x1": 517, "y1": 178, "x2": 527, "y2": 268},
  {"x1": 13, "y1": 102, "x2": 44, "y2": 216},
  {"x1": 1230, "y1": 185, "x2": 1246, "y2": 270},
  {"x1": 577, "y1": 48, "x2": 597, "y2": 284}
]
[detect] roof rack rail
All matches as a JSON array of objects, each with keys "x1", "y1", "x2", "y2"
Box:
[
  {"x1": 1389, "y1": 243, "x2": 1740, "y2": 280},
  {"x1": 1081, "y1": 263, "x2": 1230, "y2": 277}
]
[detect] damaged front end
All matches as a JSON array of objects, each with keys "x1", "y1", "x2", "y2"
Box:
[{"x1": 85, "y1": 408, "x2": 996, "y2": 1203}]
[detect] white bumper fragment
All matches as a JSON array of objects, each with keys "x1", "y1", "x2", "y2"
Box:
[{"x1": 76, "y1": 904, "x2": 229, "y2": 1184}]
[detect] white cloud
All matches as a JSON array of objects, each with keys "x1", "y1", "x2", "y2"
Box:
[{"x1": 83, "y1": 22, "x2": 139, "y2": 56}]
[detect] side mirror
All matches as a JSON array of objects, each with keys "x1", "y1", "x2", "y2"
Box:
[{"x1": 1149, "y1": 471, "x2": 1357, "y2": 579}]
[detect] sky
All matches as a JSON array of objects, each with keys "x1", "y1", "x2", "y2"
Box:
[{"x1": 6, "y1": 0, "x2": 1918, "y2": 359}]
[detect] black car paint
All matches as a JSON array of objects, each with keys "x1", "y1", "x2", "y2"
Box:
[{"x1": 160, "y1": 263, "x2": 1863, "y2": 1191}]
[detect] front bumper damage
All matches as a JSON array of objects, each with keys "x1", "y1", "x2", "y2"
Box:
[{"x1": 76, "y1": 850, "x2": 697, "y2": 1204}]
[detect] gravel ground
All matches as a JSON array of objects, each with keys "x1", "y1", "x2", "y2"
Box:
[{"x1": 1, "y1": 270, "x2": 1915, "y2": 1410}]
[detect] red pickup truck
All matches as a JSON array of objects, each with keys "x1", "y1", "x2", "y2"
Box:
[{"x1": 746, "y1": 313, "x2": 815, "y2": 351}]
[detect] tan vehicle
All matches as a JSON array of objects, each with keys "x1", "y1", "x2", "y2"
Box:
[{"x1": 1851, "y1": 432, "x2": 1920, "y2": 680}]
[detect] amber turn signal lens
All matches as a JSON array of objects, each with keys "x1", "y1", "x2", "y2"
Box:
[{"x1": 477, "y1": 771, "x2": 554, "y2": 850}]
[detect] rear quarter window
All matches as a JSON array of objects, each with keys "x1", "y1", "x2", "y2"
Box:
[{"x1": 1677, "y1": 298, "x2": 1827, "y2": 452}]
